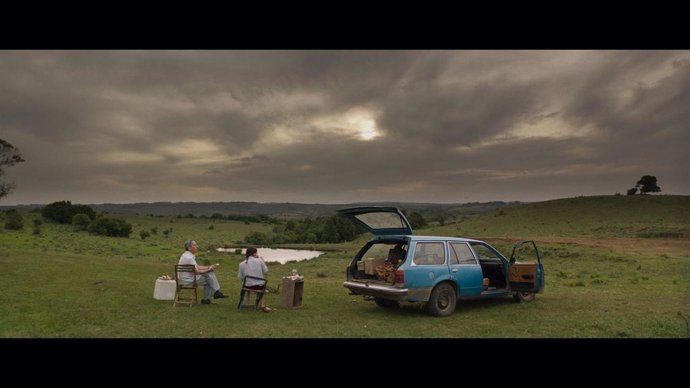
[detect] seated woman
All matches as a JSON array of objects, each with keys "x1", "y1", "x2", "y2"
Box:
[{"x1": 238, "y1": 246, "x2": 271, "y2": 312}]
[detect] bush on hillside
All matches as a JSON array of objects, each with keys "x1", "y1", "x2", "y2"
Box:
[
  {"x1": 4, "y1": 209, "x2": 23, "y2": 230},
  {"x1": 246, "y1": 230, "x2": 270, "y2": 245},
  {"x1": 87, "y1": 216, "x2": 132, "y2": 237},
  {"x1": 72, "y1": 204, "x2": 96, "y2": 220},
  {"x1": 72, "y1": 213, "x2": 91, "y2": 231},
  {"x1": 41, "y1": 200, "x2": 73, "y2": 223},
  {"x1": 42, "y1": 201, "x2": 96, "y2": 224}
]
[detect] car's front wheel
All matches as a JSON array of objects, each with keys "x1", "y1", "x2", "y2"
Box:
[
  {"x1": 374, "y1": 298, "x2": 400, "y2": 308},
  {"x1": 513, "y1": 291, "x2": 535, "y2": 302},
  {"x1": 426, "y1": 283, "x2": 456, "y2": 317}
]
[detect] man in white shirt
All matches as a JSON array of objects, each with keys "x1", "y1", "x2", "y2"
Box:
[{"x1": 179, "y1": 240, "x2": 228, "y2": 304}]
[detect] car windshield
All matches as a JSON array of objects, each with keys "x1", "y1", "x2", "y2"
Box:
[{"x1": 353, "y1": 212, "x2": 407, "y2": 230}]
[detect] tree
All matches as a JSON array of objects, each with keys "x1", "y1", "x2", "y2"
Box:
[
  {"x1": 42, "y1": 200, "x2": 75, "y2": 223},
  {"x1": 407, "y1": 212, "x2": 427, "y2": 229},
  {"x1": 0, "y1": 139, "x2": 26, "y2": 200},
  {"x1": 636, "y1": 175, "x2": 661, "y2": 194},
  {"x1": 321, "y1": 219, "x2": 340, "y2": 243},
  {"x1": 43, "y1": 201, "x2": 95, "y2": 224},
  {"x1": 626, "y1": 187, "x2": 638, "y2": 196}
]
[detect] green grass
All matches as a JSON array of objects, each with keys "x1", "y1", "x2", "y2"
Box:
[{"x1": 1, "y1": 195, "x2": 689, "y2": 337}]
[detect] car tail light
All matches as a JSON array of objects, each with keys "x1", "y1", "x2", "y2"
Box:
[{"x1": 395, "y1": 270, "x2": 404, "y2": 284}]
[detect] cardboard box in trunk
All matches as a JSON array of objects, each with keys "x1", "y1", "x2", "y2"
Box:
[{"x1": 364, "y1": 257, "x2": 386, "y2": 275}]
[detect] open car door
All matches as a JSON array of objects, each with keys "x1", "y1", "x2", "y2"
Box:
[
  {"x1": 337, "y1": 207, "x2": 413, "y2": 236},
  {"x1": 507, "y1": 240, "x2": 544, "y2": 293}
]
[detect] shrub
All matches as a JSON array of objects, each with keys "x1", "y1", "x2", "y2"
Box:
[
  {"x1": 4, "y1": 209, "x2": 23, "y2": 230},
  {"x1": 87, "y1": 216, "x2": 132, "y2": 237},
  {"x1": 72, "y1": 213, "x2": 91, "y2": 231},
  {"x1": 139, "y1": 230, "x2": 151, "y2": 240},
  {"x1": 71, "y1": 204, "x2": 96, "y2": 220},
  {"x1": 42, "y1": 201, "x2": 95, "y2": 224},
  {"x1": 245, "y1": 231, "x2": 269, "y2": 245}
]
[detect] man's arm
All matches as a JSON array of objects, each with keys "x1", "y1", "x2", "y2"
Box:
[{"x1": 196, "y1": 263, "x2": 218, "y2": 273}]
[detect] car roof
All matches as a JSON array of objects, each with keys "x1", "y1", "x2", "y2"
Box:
[{"x1": 372, "y1": 235, "x2": 485, "y2": 243}]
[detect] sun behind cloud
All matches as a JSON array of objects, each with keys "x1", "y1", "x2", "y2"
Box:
[{"x1": 345, "y1": 109, "x2": 381, "y2": 141}]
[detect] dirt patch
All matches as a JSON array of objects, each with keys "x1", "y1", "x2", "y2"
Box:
[{"x1": 486, "y1": 237, "x2": 690, "y2": 257}]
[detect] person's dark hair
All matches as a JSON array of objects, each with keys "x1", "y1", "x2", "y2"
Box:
[{"x1": 245, "y1": 246, "x2": 257, "y2": 261}]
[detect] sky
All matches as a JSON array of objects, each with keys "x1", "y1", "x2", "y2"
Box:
[{"x1": 1, "y1": 50, "x2": 689, "y2": 205}]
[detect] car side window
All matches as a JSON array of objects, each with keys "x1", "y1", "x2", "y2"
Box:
[
  {"x1": 449, "y1": 245, "x2": 460, "y2": 265},
  {"x1": 413, "y1": 242, "x2": 445, "y2": 265},
  {"x1": 450, "y1": 242, "x2": 476, "y2": 264},
  {"x1": 470, "y1": 243, "x2": 501, "y2": 261}
]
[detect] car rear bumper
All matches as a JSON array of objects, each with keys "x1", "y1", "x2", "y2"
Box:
[{"x1": 343, "y1": 281, "x2": 408, "y2": 300}]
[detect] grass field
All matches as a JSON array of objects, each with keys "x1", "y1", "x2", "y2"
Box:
[{"x1": 1, "y1": 195, "x2": 689, "y2": 338}]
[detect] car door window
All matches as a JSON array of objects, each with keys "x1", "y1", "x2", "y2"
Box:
[
  {"x1": 470, "y1": 243, "x2": 501, "y2": 261},
  {"x1": 413, "y1": 242, "x2": 445, "y2": 265},
  {"x1": 449, "y1": 245, "x2": 460, "y2": 265},
  {"x1": 450, "y1": 242, "x2": 476, "y2": 264}
]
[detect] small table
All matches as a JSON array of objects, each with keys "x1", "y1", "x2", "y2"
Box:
[
  {"x1": 153, "y1": 279, "x2": 176, "y2": 300},
  {"x1": 281, "y1": 277, "x2": 304, "y2": 309}
]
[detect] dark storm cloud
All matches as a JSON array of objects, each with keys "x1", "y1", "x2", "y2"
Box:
[
  {"x1": 379, "y1": 79, "x2": 545, "y2": 146},
  {"x1": 1, "y1": 50, "x2": 688, "y2": 205}
]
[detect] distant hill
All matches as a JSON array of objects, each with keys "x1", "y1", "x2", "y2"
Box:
[
  {"x1": 426, "y1": 194, "x2": 690, "y2": 238},
  {"x1": 0, "y1": 200, "x2": 516, "y2": 220}
]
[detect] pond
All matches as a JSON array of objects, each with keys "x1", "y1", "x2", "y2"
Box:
[{"x1": 215, "y1": 247, "x2": 324, "y2": 264}]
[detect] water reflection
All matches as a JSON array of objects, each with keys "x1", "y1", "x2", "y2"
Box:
[{"x1": 216, "y1": 247, "x2": 323, "y2": 264}]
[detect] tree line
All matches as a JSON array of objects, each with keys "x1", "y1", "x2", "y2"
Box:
[
  {"x1": 3, "y1": 200, "x2": 134, "y2": 237},
  {"x1": 5, "y1": 200, "x2": 431, "y2": 245},
  {"x1": 244, "y1": 210, "x2": 428, "y2": 245}
]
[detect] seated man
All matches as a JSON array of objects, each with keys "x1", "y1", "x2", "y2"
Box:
[{"x1": 179, "y1": 240, "x2": 229, "y2": 304}]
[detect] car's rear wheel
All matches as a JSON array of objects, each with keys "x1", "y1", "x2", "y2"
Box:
[
  {"x1": 374, "y1": 298, "x2": 400, "y2": 308},
  {"x1": 513, "y1": 291, "x2": 535, "y2": 302},
  {"x1": 426, "y1": 283, "x2": 456, "y2": 317}
]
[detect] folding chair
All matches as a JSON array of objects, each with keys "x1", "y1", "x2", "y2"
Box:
[
  {"x1": 237, "y1": 275, "x2": 267, "y2": 310},
  {"x1": 173, "y1": 264, "x2": 198, "y2": 307}
]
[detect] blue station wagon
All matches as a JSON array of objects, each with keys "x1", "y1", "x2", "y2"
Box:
[{"x1": 339, "y1": 207, "x2": 545, "y2": 317}]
